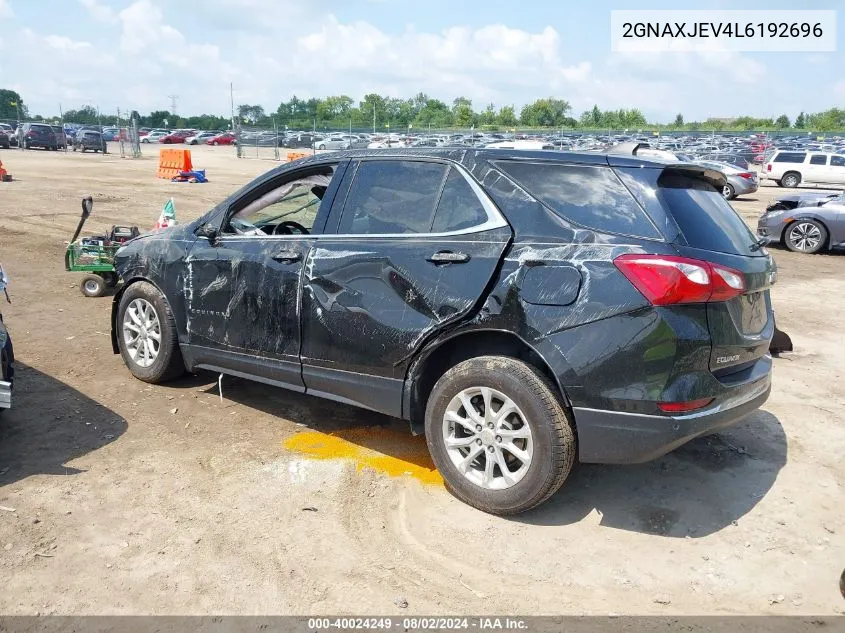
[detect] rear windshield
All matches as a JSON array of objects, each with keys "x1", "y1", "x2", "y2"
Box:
[{"x1": 655, "y1": 171, "x2": 762, "y2": 256}]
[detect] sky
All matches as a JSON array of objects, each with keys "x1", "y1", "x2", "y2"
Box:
[{"x1": 0, "y1": 0, "x2": 842, "y2": 123}]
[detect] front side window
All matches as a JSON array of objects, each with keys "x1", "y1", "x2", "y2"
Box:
[
  {"x1": 226, "y1": 170, "x2": 334, "y2": 236},
  {"x1": 339, "y1": 160, "x2": 448, "y2": 235}
]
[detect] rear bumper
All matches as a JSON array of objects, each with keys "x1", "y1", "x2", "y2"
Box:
[
  {"x1": 0, "y1": 380, "x2": 12, "y2": 409},
  {"x1": 574, "y1": 372, "x2": 771, "y2": 464}
]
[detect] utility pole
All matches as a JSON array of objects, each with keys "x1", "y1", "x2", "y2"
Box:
[
  {"x1": 168, "y1": 94, "x2": 178, "y2": 117},
  {"x1": 373, "y1": 104, "x2": 376, "y2": 134},
  {"x1": 229, "y1": 82, "x2": 235, "y2": 131}
]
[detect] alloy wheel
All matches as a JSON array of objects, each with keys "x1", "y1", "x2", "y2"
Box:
[
  {"x1": 789, "y1": 222, "x2": 822, "y2": 252},
  {"x1": 122, "y1": 298, "x2": 162, "y2": 368},
  {"x1": 442, "y1": 386, "x2": 533, "y2": 490}
]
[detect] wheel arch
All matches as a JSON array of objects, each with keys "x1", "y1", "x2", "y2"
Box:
[
  {"x1": 783, "y1": 216, "x2": 832, "y2": 250},
  {"x1": 403, "y1": 328, "x2": 572, "y2": 435}
]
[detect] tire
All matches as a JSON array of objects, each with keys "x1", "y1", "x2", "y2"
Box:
[
  {"x1": 80, "y1": 274, "x2": 106, "y2": 297},
  {"x1": 22, "y1": 141, "x2": 29, "y2": 150},
  {"x1": 781, "y1": 172, "x2": 801, "y2": 188},
  {"x1": 116, "y1": 281, "x2": 185, "y2": 383},
  {"x1": 784, "y1": 219, "x2": 827, "y2": 254},
  {"x1": 722, "y1": 183, "x2": 735, "y2": 200},
  {"x1": 424, "y1": 356, "x2": 576, "y2": 515},
  {"x1": 102, "y1": 271, "x2": 119, "y2": 288},
  {"x1": 212, "y1": 141, "x2": 218, "y2": 146},
  {"x1": 318, "y1": 144, "x2": 326, "y2": 150}
]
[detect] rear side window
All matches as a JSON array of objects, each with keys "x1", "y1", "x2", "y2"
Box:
[
  {"x1": 831, "y1": 156, "x2": 845, "y2": 167},
  {"x1": 655, "y1": 171, "x2": 760, "y2": 256},
  {"x1": 774, "y1": 152, "x2": 806, "y2": 163},
  {"x1": 495, "y1": 161, "x2": 660, "y2": 238},
  {"x1": 431, "y1": 168, "x2": 487, "y2": 233},
  {"x1": 810, "y1": 154, "x2": 828, "y2": 165},
  {"x1": 339, "y1": 160, "x2": 448, "y2": 235}
]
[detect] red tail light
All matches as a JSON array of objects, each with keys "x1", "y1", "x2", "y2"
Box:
[
  {"x1": 738, "y1": 172, "x2": 754, "y2": 180},
  {"x1": 657, "y1": 398, "x2": 714, "y2": 413},
  {"x1": 766, "y1": 164, "x2": 772, "y2": 172},
  {"x1": 613, "y1": 254, "x2": 746, "y2": 306}
]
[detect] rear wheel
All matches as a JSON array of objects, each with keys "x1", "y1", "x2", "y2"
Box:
[
  {"x1": 117, "y1": 281, "x2": 185, "y2": 383},
  {"x1": 785, "y1": 220, "x2": 827, "y2": 254},
  {"x1": 781, "y1": 171, "x2": 801, "y2": 188},
  {"x1": 80, "y1": 274, "x2": 106, "y2": 297},
  {"x1": 212, "y1": 141, "x2": 219, "y2": 146},
  {"x1": 424, "y1": 356, "x2": 576, "y2": 515}
]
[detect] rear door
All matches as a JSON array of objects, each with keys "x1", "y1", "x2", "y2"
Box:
[
  {"x1": 300, "y1": 158, "x2": 512, "y2": 417},
  {"x1": 615, "y1": 165, "x2": 776, "y2": 373},
  {"x1": 806, "y1": 154, "x2": 829, "y2": 184}
]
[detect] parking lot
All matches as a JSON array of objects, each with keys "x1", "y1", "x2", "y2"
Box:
[{"x1": 0, "y1": 145, "x2": 843, "y2": 615}]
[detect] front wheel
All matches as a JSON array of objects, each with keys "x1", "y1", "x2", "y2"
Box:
[
  {"x1": 722, "y1": 183, "x2": 735, "y2": 200},
  {"x1": 80, "y1": 274, "x2": 106, "y2": 297},
  {"x1": 116, "y1": 281, "x2": 185, "y2": 383},
  {"x1": 785, "y1": 219, "x2": 827, "y2": 254},
  {"x1": 318, "y1": 144, "x2": 326, "y2": 150},
  {"x1": 424, "y1": 356, "x2": 576, "y2": 515}
]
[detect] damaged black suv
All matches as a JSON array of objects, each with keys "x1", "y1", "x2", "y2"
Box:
[{"x1": 111, "y1": 149, "x2": 775, "y2": 515}]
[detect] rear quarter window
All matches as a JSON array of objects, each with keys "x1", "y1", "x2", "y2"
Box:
[
  {"x1": 494, "y1": 161, "x2": 661, "y2": 239},
  {"x1": 774, "y1": 152, "x2": 807, "y2": 163}
]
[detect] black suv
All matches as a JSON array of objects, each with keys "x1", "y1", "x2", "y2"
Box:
[
  {"x1": 20, "y1": 123, "x2": 57, "y2": 150},
  {"x1": 110, "y1": 149, "x2": 775, "y2": 515},
  {"x1": 73, "y1": 130, "x2": 107, "y2": 153}
]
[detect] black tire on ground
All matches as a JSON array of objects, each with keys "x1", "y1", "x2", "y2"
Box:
[
  {"x1": 318, "y1": 144, "x2": 326, "y2": 150},
  {"x1": 781, "y1": 171, "x2": 801, "y2": 188},
  {"x1": 722, "y1": 183, "x2": 735, "y2": 200},
  {"x1": 102, "y1": 271, "x2": 119, "y2": 287},
  {"x1": 80, "y1": 274, "x2": 106, "y2": 297},
  {"x1": 784, "y1": 219, "x2": 827, "y2": 254},
  {"x1": 116, "y1": 280, "x2": 185, "y2": 383},
  {"x1": 424, "y1": 355, "x2": 576, "y2": 515}
]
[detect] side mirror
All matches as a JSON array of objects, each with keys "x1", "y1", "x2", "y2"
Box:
[{"x1": 196, "y1": 222, "x2": 219, "y2": 244}]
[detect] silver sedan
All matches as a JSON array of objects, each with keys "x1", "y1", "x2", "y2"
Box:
[
  {"x1": 757, "y1": 192, "x2": 845, "y2": 254},
  {"x1": 697, "y1": 160, "x2": 759, "y2": 200}
]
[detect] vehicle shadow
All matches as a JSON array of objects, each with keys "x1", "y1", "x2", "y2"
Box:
[
  {"x1": 0, "y1": 362, "x2": 127, "y2": 487},
  {"x1": 519, "y1": 409, "x2": 787, "y2": 537},
  {"x1": 194, "y1": 372, "x2": 437, "y2": 472},
  {"x1": 192, "y1": 373, "x2": 786, "y2": 537}
]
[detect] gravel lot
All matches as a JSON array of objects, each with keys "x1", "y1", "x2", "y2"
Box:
[{"x1": 0, "y1": 145, "x2": 842, "y2": 615}]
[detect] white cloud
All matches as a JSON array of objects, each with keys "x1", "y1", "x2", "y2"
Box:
[
  {"x1": 78, "y1": 0, "x2": 117, "y2": 23},
  {"x1": 834, "y1": 81, "x2": 845, "y2": 99},
  {"x1": 0, "y1": 0, "x2": 12, "y2": 19}
]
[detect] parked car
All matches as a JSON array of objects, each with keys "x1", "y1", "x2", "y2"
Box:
[
  {"x1": 762, "y1": 150, "x2": 845, "y2": 188},
  {"x1": 186, "y1": 131, "x2": 220, "y2": 145},
  {"x1": 206, "y1": 132, "x2": 236, "y2": 146},
  {"x1": 696, "y1": 160, "x2": 759, "y2": 200},
  {"x1": 141, "y1": 130, "x2": 169, "y2": 143},
  {"x1": 757, "y1": 192, "x2": 845, "y2": 254},
  {"x1": 698, "y1": 153, "x2": 751, "y2": 170},
  {"x1": 313, "y1": 135, "x2": 352, "y2": 150},
  {"x1": 102, "y1": 128, "x2": 120, "y2": 141},
  {"x1": 159, "y1": 130, "x2": 192, "y2": 144},
  {"x1": 284, "y1": 133, "x2": 318, "y2": 149},
  {"x1": 51, "y1": 126, "x2": 68, "y2": 149},
  {"x1": 0, "y1": 129, "x2": 9, "y2": 149},
  {"x1": 72, "y1": 130, "x2": 108, "y2": 153},
  {"x1": 110, "y1": 148, "x2": 776, "y2": 515},
  {"x1": 19, "y1": 123, "x2": 58, "y2": 150},
  {"x1": 0, "y1": 124, "x2": 18, "y2": 147},
  {"x1": 0, "y1": 263, "x2": 13, "y2": 412}
]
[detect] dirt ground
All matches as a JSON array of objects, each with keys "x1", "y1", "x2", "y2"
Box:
[{"x1": 0, "y1": 145, "x2": 842, "y2": 616}]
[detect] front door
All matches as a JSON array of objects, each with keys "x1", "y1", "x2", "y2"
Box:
[
  {"x1": 185, "y1": 161, "x2": 347, "y2": 390},
  {"x1": 300, "y1": 158, "x2": 512, "y2": 417}
]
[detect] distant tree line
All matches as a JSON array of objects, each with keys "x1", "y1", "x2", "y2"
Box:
[{"x1": 4, "y1": 87, "x2": 845, "y2": 132}]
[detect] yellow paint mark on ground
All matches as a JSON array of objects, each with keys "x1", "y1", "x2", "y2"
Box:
[{"x1": 284, "y1": 426, "x2": 443, "y2": 486}]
